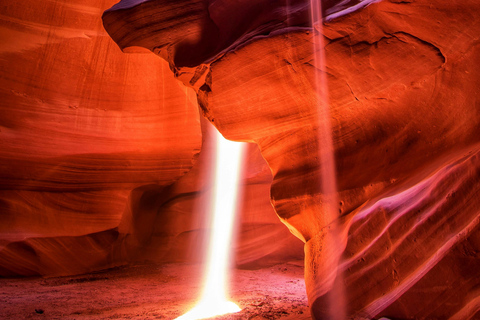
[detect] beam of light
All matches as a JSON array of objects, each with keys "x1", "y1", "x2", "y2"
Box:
[
  {"x1": 309, "y1": 1, "x2": 346, "y2": 319},
  {"x1": 175, "y1": 129, "x2": 245, "y2": 320}
]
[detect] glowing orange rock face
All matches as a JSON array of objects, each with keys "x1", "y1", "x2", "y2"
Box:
[
  {"x1": 102, "y1": 0, "x2": 480, "y2": 319},
  {"x1": 0, "y1": 0, "x2": 300, "y2": 277},
  {"x1": 0, "y1": 0, "x2": 204, "y2": 275}
]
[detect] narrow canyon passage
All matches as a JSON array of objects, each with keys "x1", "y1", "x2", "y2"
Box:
[{"x1": 1, "y1": 0, "x2": 480, "y2": 319}]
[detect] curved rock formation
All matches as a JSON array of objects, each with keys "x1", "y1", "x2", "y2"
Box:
[
  {"x1": 0, "y1": 0, "x2": 203, "y2": 276},
  {"x1": 0, "y1": 0, "x2": 301, "y2": 276},
  {"x1": 102, "y1": 0, "x2": 480, "y2": 318}
]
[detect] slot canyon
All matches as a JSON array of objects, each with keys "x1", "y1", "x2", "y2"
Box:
[{"x1": 1, "y1": 0, "x2": 480, "y2": 319}]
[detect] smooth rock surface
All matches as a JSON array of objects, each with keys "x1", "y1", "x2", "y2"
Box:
[
  {"x1": 0, "y1": 0, "x2": 302, "y2": 277},
  {"x1": 103, "y1": 0, "x2": 480, "y2": 318},
  {"x1": 0, "y1": 0, "x2": 203, "y2": 275}
]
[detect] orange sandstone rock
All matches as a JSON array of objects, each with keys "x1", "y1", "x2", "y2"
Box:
[
  {"x1": 0, "y1": 0, "x2": 300, "y2": 277},
  {"x1": 0, "y1": 0, "x2": 202, "y2": 275},
  {"x1": 103, "y1": 0, "x2": 480, "y2": 318}
]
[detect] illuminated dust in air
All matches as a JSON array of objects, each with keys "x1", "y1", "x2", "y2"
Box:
[
  {"x1": 175, "y1": 129, "x2": 245, "y2": 320},
  {"x1": 309, "y1": 0, "x2": 346, "y2": 319}
]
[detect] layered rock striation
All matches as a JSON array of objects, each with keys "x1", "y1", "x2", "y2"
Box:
[
  {"x1": 102, "y1": 0, "x2": 480, "y2": 318},
  {"x1": 0, "y1": 0, "x2": 202, "y2": 276},
  {"x1": 0, "y1": 0, "x2": 301, "y2": 277}
]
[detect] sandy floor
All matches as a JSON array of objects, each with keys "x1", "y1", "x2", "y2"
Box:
[{"x1": 0, "y1": 261, "x2": 311, "y2": 320}]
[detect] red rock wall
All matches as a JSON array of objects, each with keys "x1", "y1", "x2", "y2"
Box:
[
  {"x1": 0, "y1": 0, "x2": 302, "y2": 276},
  {"x1": 118, "y1": 119, "x2": 303, "y2": 268},
  {"x1": 102, "y1": 0, "x2": 480, "y2": 318},
  {"x1": 0, "y1": 0, "x2": 203, "y2": 276}
]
